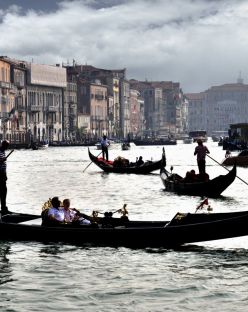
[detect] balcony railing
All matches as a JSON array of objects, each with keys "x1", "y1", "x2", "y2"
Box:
[
  {"x1": 16, "y1": 105, "x2": 25, "y2": 111},
  {"x1": 29, "y1": 105, "x2": 42, "y2": 112},
  {"x1": 0, "y1": 81, "x2": 11, "y2": 89},
  {"x1": 47, "y1": 106, "x2": 59, "y2": 112}
]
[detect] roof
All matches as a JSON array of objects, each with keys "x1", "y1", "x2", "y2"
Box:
[{"x1": 185, "y1": 92, "x2": 206, "y2": 100}]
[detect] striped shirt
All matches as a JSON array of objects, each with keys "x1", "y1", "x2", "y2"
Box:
[{"x1": 0, "y1": 149, "x2": 7, "y2": 172}]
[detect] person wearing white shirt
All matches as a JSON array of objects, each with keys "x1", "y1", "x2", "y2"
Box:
[
  {"x1": 63, "y1": 198, "x2": 91, "y2": 225},
  {"x1": 47, "y1": 197, "x2": 65, "y2": 223},
  {"x1": 100, "y1": 135, "x2": 110, "y2": 161}
]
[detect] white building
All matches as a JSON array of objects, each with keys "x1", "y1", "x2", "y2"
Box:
[{"x1": 186, "y1": 82, "x2": 248, "y2": 135}]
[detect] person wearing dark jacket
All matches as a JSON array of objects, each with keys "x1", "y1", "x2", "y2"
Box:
[{"x1": 0, "y1": 140, "x2": 10, "y2": 215}]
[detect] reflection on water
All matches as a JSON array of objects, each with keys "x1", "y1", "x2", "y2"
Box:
[{"x1": 0, "y1": 242, "x2": 12, "y2": 286}]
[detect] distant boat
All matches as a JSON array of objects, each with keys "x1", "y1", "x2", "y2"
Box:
[
  {"x1": 183, "y1": 137, "x2": 193, "y2": 144},
  {"x1": 188, "y1": 130, "x2": 207, "y2": 142},
  {"x1": 133, "y1": 138, "x2": 177, "y2": 146},
  {"x1": 31, "y1": 141, "x2": 49, "y2": 150},
  {"x1": 121, "y1": 142, "x2": 130, "y2": 150}
]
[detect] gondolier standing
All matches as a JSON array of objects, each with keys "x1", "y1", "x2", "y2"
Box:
[
  {"x1": 101, "y1": 135, "x2": 110, "y2": 161},
  {"x1": 0, "y1": 140, "x2": 10, "y2": 215},
  {"x1": 194, "y1": 139, "x2": 210, "y2": 174}
]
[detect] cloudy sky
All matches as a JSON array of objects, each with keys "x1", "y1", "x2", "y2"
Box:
[{"x1": 0, "y1": 0, "x2": 247, "y2": 92}]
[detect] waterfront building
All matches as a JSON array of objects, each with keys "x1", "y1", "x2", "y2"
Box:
[
  {"x1": 129, "y1": 89, "x2": 145, "y2": 137},
  {"x1": 64, "y1": 80, "x2": 77, "y2": 142},
  {"x1": 186, "y1": 80, "x2": 248, "y2": 135},
  {"x1": 185, "y1": 92, "x2": 207, "y2": 133},
  {"x1": 68, "y1": 65, "x2": 126, "y2": 138},
  {"x1": 120, "y1": 79, "x2": 131, "y2": 138},
  {"x1": 0, "y1": 57, "x2": 18, "y2": 141},
  {"x1": 77, "y1": 113, "x2": 91, "y2": 141},
  {"x1": 26, "y1": 63, "x2": 66, "y2": 143},
  {"x1": 129, "y1": 80, "x2": 186, "y2": 136}
]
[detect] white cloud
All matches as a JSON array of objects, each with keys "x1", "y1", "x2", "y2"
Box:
[{"x1": 0, "y1": 0, "x2": 248, "y2": 92}]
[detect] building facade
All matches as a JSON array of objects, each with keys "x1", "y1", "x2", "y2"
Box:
[
  {"x1": 26, "y1": 63, "x2": 67, "y2": 143},
  {"x1": 186, "y1": 82, "x2": 248, "y2": 135}
]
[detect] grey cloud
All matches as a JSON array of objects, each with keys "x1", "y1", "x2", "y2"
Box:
[{"x1": 0, "y1": 0, "x2": 248, "y2": 92}]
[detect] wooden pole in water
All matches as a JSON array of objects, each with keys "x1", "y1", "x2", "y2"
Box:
[
  {"x1": 83, "y1": 151, "x2": 102, "y2": 173},
  {"x1": 206, "y1": 154, "x2": 248, "y2": 186}
]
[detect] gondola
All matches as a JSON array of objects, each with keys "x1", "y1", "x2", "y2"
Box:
[
  {"x1": 1, "y1": 208, "x2": 248, "y2": 248},
  {"x1": 133, "y1": 138, "x2": 177, "y2": 146},
  {"x1": 88, "y1": 148, "x2": 166, "y2": 174},
  {"x1": 222, "y1": 150, "x2": 248, "y2": 166},
  {"x1": 160, "y1": 164, "x2": 236, "y2": 197},
  {"x1": 121, "y1": 142, "x2": 130, "y2": 150}
]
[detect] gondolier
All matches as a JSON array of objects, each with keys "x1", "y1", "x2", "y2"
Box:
[
  {"x1": 0, "y1": 140, "x2": 10, "y2": 215},
  {"x1": 194, "y1": 139, "x2": 210, "y2": 174},
  {"x1": 101, "y1": 135, "x2": 110, "y2": 161}
]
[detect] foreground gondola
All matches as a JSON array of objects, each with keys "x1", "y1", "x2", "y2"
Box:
[
  {"x1": 160, "y1": 164, "x2": 236, "y2": 197},
  {"x1": 1, "y1": 209, "x2": 248, "y2": 248},
  {"x1": 88, "y1": 148, "x2": 166, "y2": 174}
]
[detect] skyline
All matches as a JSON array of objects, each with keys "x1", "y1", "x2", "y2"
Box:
[{"x1": 0, "y1": 0, "x2": 248, "y2": 93}]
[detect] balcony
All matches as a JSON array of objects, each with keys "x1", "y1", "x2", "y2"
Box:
[
  {"x1": 95, "y1": 94, "x2": 104, "y2": 101},
  {"x1": 29, "y1": 105, "x2": 42, "y2": 112},
  {"x1": 15, "y1": 81, "x2": 25, "y2": 89},
  {"x1": 1, "y1": 96, "x2": 7, "y2": 105},
  {"x1": 16, "y1": 105, "x2": 25, "y2": 111},
  {"x1": 47, "y1": 106, "x2": 59, "y2": 112},
  {"x1": 0, "y1": 81, "x2": 11, "y2": 89}
]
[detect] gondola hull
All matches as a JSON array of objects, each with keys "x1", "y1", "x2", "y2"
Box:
[
  {"x1": 160, "y1": 165, "x2": 236, "y2": 197},
  {"x1": 222, "y1": 156, "x2": 248, "y2": 166},
  {"x1": 88, "y1": 148, "x2": 166, "y2": 174},
  {"x1": 1, "y1": 210, "x2": 248, "y2": 248}
]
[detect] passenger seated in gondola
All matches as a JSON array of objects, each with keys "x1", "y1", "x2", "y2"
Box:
[
  {"x1": 136, "y1": 156, "x2": 144, "y2": 166},
  {"x1": 183, "y1": 170, "x2": 197, "y2": 183},
  {"x1": 42, "y1": 197, "x2": 91, "y2": 226},
  {"x1": 196, "y1": 172, "x2": 210, "y2": 182},
  {"x1": 113, "y1": 156, "x2": 129, "y2": 167},
  {"x1": 46, "y1": 196, "x2": 65, "y2": 224},
  {"x1": 63, "y1": 198, "x2": 91, "y2": 225}
]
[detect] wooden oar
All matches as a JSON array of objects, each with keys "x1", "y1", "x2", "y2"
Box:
[
  {"x1": 83, "y1": 150, "x2": 102, "y2": 172},
  {"x1": 206, "y1": 154, "x2": 248, "y2": 186},
  {"x1": 6, "y1": 150, "x2": 14, "y2": 158}
]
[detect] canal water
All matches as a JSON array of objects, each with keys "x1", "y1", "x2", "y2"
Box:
[{"x1": 1, "y1": 140, "x2": 248, "y2": 311}]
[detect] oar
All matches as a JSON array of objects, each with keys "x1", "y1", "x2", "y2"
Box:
[
  {"x1": 6, "y1": 150, "x2": 14, "y2": 158},
  {"x1": 206, "y1": 154, "x2": 248, "y2": 186},
  {"x1": 83, "y1": 150, "x2": 102, "y2": 172}
]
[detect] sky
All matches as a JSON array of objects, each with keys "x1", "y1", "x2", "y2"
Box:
[{"x1": 0, "y1": 0, "x2": 247, "y2": 93}]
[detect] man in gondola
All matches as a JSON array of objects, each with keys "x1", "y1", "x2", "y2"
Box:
[
  {"x1": 0, "y1": 140, "x2": 10, "y2": 215},
  {"x1": 101, "y1": 135, "x2": 110, "y2": 161},
  {"x1": 194, "y1": 139, "x2": 210, "y2": 175}
]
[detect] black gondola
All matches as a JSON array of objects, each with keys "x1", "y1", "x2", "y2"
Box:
[
  {"x1": 1, "y1": 209, "x2": 248, "y2": 248},
  {"x1": 222, "y1": 150, "x2": 248, "y2": 166},
  {"x1": 88, "y1": 148, "x2": 166, "y2": 174},
  {"x1": 160, "y1": 164, "x2": 236, "y2": 197},
  {"x1": 133, "y1": 138, "x2": 177, "y2": 146},
  {"x1": 121, "y1": 142, "x2": 130, "y2": 150}
]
